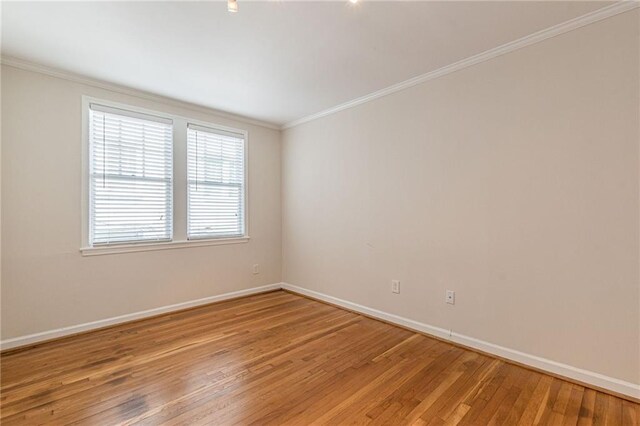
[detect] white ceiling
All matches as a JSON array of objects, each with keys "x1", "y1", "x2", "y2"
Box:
[{"x1": 1, "y1": 1, "x2": 610, "y2": 127}]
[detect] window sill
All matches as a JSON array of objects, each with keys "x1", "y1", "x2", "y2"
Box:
[{"x1": 80, "y1": 236, "x2": 250, "y2": 256}]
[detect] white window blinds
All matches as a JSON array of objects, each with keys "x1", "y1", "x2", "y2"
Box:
[
  {"x1": 89, "y1": 104, "x2": 173, "y2": 245},
  {"x1": 187, "y1": 124, "x2": 245, "y2": 239}
]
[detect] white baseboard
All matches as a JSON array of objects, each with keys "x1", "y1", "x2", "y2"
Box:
[
  {"x1": 3, "y1": 281, "x2": 638, "y2": 400},
  {"x1": 281, "y1": 283, "x2": 640, "y2": 400},
  {"x1": 0, "y1": 283, "x2": 282, "y2": 351}
]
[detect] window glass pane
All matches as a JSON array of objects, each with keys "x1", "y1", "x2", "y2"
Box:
[
  {"x1": 89, "y1": 106, "x2": 173, "y2": 245},
  {"x1": 187, "y1": 125, "x2": 245, "y2": 239}
]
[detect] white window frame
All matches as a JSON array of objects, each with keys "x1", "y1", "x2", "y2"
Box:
[
  {"x1": 186, "y1": 123, "x2": 247, "y2": 241},
  {"x1": 80, "y1": 96, "x2": 249, "y2": 256}
]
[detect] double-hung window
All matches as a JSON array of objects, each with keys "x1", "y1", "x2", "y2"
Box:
[
  {"x1": 85, "y1": 99, "x2": 248, "y2": 253},
  {"x1": 187, "y1": 124, "x2": 246, "y2": 239},
  {"x1": 88, "y1": 104, "x2": 173, "y2": 246}
]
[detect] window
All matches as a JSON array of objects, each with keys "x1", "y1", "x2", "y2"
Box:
[
  {"x1": 83, "y1": 98, "x2": 249, "y2": 255},
  {"x1": 187, "y1": 124, "x2": 246, "y2": 239},
  {"x1": 88, "y1": 104, "x2": 173, "y2": 245}
]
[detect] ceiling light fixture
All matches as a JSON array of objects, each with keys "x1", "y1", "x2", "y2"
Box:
[
  {"x1": 228, "y1": 0, "x2": 238, "y2": 13},
  {"x1": 349, "y1": 0, "x2": 358, "y2": 4}
]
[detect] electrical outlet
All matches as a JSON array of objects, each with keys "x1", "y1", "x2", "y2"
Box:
[
  {"x1": 252, "y1": 264, "x2": 260, "y2": 274},
  {"x1": 446, "y1": 290, "x2": 455, "y2": 305},
  {"x1": 391, "y1": 280, "x2": 400, "y2": 294}
]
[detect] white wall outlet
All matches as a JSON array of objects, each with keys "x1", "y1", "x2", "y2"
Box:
[
  {"x1": 252, "y1": 264, "x2": 260, "y2": 274},
  {"x1": 446, "y1": 290, "x2": 455, "y2": 305},
  {"x1": 391, "y1": 280, "x2": 400, "y2": 294}
]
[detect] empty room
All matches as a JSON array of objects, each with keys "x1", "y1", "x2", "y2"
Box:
[{"x1": 1, "y1": 0, "x2": 639, "y2": 424}]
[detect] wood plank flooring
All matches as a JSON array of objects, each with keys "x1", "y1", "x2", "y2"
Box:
[{"x1": 1, "y1": 290, "x2": 638, "y2": 425}]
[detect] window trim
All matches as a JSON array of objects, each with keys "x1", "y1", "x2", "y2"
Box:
[{"x1": 81, "y1": 96, "x2": 250, "y2": 256}]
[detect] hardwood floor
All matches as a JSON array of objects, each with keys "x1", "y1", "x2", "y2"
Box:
[{"x1": 1, "y1": 290, "x2": 638, "y2": 425}]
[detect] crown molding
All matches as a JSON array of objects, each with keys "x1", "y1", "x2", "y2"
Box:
[
  {"x1": 282, "y1": 1, "x2": 639, "y2": 130},
  {"x1": 2, "y1": 1, "x2": 637, "y2": 132},
  {"x1": 0, "y1": 56, "x2": 282, "y2": 131}
]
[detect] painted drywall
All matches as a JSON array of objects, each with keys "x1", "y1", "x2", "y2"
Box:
[
  {"x1": 282, "y1": 9, "x2": 640, "y2": 385},
  {"x1": 0, "y1": 65, "x2": 282, "y2": 339}
]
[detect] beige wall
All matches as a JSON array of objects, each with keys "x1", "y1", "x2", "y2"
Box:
[
  {"x1": 1, "y1": 65, "x2": 282, "y2": 339},
  {"x1": 282, "y1": 10, "x2": 640, "y2": 384}
]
